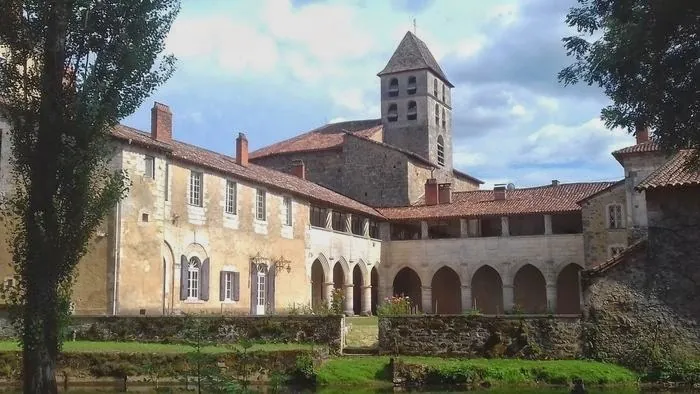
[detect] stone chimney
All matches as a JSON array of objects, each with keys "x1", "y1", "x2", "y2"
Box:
[
  {"x1": 290, "y1": 159, "x2": 305, "y2": 180},
  {"x1": 494, "y1": 184, "x2": 506, "y2": 201},
  {"x1": 151, "y1": 102, "x2": 172, "y2": 142},
  {"x1": 438, "y1": 183, "x2": 452, "y2": 204},
  {"x1": 236, "y1": 133, "x2": 248, "y2": 167},
  {"x1": 635, "y1": 123, "x2": 650, "y2": 144},
  {"x1": 552, "y1": 179, "x2": 560, "y2": 186},
  {"x1": 425, "y1": 178, "x2": 439, "y2": 206}
]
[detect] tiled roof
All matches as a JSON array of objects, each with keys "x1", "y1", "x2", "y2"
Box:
[
  {"x1": 612, "y1": 141, "x2": 660, "y2": 157},
  {"x1": 636, "y1": 149, "x2": 700, "y2": 190},
  {"x1": 377, "y1": 31, "x2": 453, "y2": 87},
  {"x1": 249, "y1": 119, "x2": 382, "y2": 159},
  {"x1": 453, "y1": 168, "x2": 485, "y2": 185},
  {"x1": 576, "y1": 179, "x2": 625, "y2": 204},
  {"x1": 378, "y1": 182, "x2": 616, "y2": 220},
  {"x1": 585, "y1": 239, "x2": 648, "y2": 276},
  {"x1": 111, "y1": 126, "x2": 383, "y2": 218}
]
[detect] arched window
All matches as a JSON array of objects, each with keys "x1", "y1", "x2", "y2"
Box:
[
  {"x1": 441, "y1": 84, "x2": 446, "y2": 102},
  {"x1": 407, "y1": 76, "x2": 417, "y2": 95},
  {"x1": 387, "y1": 103, "x2": 398, "y2": 122},
  {"x1": 437, "y1": 135, "x2": 445, "y2": 166},
  {"x1": 434, "y1": 103, "x2": 439, "y2": 125},
  {"x1": 441, "y1": 107, "x2": 446, "y2": 129},
  {"x1": 433, "y1": 79, "x2": 438, "y2": 96},
  {"x1": 407, "y1": 101, "x2": 417, "y2": 120},
  {"x1": 187, "y1": 257, "x2": 201, "y2": 299},
  {"x1": 388, "y1": 78, "x2": 399, "y2": 97}
]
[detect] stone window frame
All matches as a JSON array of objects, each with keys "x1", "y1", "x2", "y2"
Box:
[
  {"x1": 388, "y1": 78, "x2": 399, "y2": 97},
  {"x1": 387, "y1": 103, "x2": 398, "y2": 122},
  {"x1": 144, "y1": 155, "x2": 155, "y2": 179},
  {"x1": 434, "y1": 103, "x2": 439, "y2": 126},
  {"x1": 187, "y1": 257, "x2": 201, "y2": 300},
  {"x1": 608, "y1": 244, "x2": 626, "y2": 259},
  {"x1": 220, "y1": 270, "x2": 240, "y2": 302},
  {"x1": 441, "y1": 107, "x2": 446, "y2": 129},
  {"x1": 606, "y1": 203, "x2": 624, "y2": 229},
  {"x1": 441, "y1": 83, "x2": 446, "y2": 102},
  {"x1": 407, "y1": 101, "x2": 417, "y2": 121},
  {"x1": 255, "y1": 188, "x2": 267, "y2": 222},
  {"x1": 437, "y1": 135, "x2": 445, "y2": 167},
  {"x1": 407, "y1": 75, "x2": 417, "y2": 95},
  {"x1": 282, "y1": 196, "x2": 293, "y2": 226},
  {"x1": 225, "y1": 179, "x2": 237, "y2": 215},
  {"x1": 189, "y1": 170, "x2": 203, "y2": 207},
  {"x1": 433, "y1": 78, "x2": 438, "y2": 97}
]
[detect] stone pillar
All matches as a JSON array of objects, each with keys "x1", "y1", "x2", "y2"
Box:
[
  {"x1": 362, "y1": 218, "x2": 370, "y2": 237},
  {"x1": 421, "y1": 220, "x2": 429, "y2": 239},
  {"x1": 345, "y1": 213, "x2": 352, "y2": 233},
  {"x1": 546, "y1": 284, "x2": 557, "y2": 313},
  {"x1": 501, "y1": 216, "x2": 509, "y2": 236},
  {"x1": 421, "y1": 286, "x2": 433, "y2": 313},
  {"x1": 459, "y1": 219, "x2": 468, "y2": 238},
  {"x1": 361, "y1": 285, "x2": 372, "y2": 315},
  {"x1": 469, "y1": 219, "x2": 480, "y2": 237},
  {"x1": 502, "y1": 284, "x2": 514, "y2": 313},
  {"x1": 324, "y1": 282, "x2": 334, "y2": 307},
  {"x1": 544, "y1": 214, "x2": 552, "y2": 235},
  {"x1": 324, "y1": 209, "x2": 333, "y2": 229},
  {"x1": 461, "y1": 285, "x2": 472, "y2": 311},
  {"x1": 344, "y1": 284, "x2": 354, "y2": 316}
]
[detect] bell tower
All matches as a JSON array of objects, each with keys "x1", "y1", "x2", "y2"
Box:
[{"x1": 378, "y1": 31, "x2": 454, "y2": 177}]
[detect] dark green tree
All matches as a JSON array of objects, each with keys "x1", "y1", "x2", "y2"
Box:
[
  {"x1": 0, "y1": 0, "x2": 179, "y2": 392},
  {"x1": 559, "y1": 0, "x2": 699, "y2": 153}
]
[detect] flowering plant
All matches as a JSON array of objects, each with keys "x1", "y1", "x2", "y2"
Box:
[{"x1": 377, "y1": 295, "x2": 414, "y2": 316}]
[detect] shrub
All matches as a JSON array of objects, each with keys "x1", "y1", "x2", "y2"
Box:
[
  {"x1": 330, "y1": 289, "x2": 345, "y2": 315},
  {"x1": 377, "y1": 295, "x2": 413, "y2": 316}
]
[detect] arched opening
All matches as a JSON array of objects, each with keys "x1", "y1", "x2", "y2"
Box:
[
  {"x1": 388, "y1": 78, "x2": 399, "y2": 97},
  {"x1": 471, "y1": 266, "x2": 503, "y2": 314},
  {"x1": 434, "y1": 103, "x2": 440, "y2": 126},
  {"x1": 311, "y1": 259, "x2": 325, "y2": 310},
  {"x1": 407, "y1": 75, "x2": 417, "y2": 94},
  {"x1": 387, "y1": 103, "x2": 398, "y2": 122},
  {"x1": 407, "y1": 101, "x2": 417, "y2": 120},
  {"x1": 513, "y1": 264, "x2": 547, "y2": 313},
  {"x1": 162, "y1": 241, "x2": 174, "y2": 315},
  {"x1": 556, "y1": 264, "x2": 582, "y2": 314},
  {"x1": 353, "y1": 265, "x2": 363, "y2": 315},
  {"x1": 431, "y1": 266, "x2": 461, "y2": 314},
  {"x1": 437, "y1": 135, "x2": 445, "y2": 166},
  {"x1": 371, "y1": 267, "x2": 379, "y2": 315},
  {"x1": 392, "y1": 267, "x2": 422, "y2": 312},
  {"x1": 333, "y1": 262, "x2": 345, "y2": 290}
]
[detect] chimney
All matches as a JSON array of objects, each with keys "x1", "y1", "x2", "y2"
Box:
[
  {"x1": 635, "y1": 123, "x2": 649, "y2": 144},
  {"x1": 151, "y1": 102, "x2": 172, "y2": 142},
  {"x1": 425, "y1": 178, "x2": 439, "y2": 206},
  {"x1": 552, "y1": 179, "x2": 560, "y2": 186},
  {"x1": 290, "y1": 159, "x2": 305, "y2": 180},
  {"x1": 494, "y1": 184, "x2": 506, "y2": 201},
  {"x1": 438, "y1": 183, "x2": 452, "y2": 204},
  {"x1": 236, "y1": 132, "x2": 248, "y2": 167}
]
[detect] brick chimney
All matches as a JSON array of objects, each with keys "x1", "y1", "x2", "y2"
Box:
[
  {"x1": 425, "y1": 178, "x2": 439, "y2": 206},
  {"x1": 236, "y1": 132, "x2": 248, "y2": 167},
  {"x1": 438, "y1": 183, "x2": 452, "y2": 204},
  {"x1": 151, "y1": 102, "x2": 172, "y2": 142},
  {"x1": 494, "y1": 184, "x2": 506, "y2": 201},
  {"x1": 635, "y1": 123, "x2": 649, "y2": 144},
  {"x1": 290, "y1": 159, "x2": 305, "y2": 180}
]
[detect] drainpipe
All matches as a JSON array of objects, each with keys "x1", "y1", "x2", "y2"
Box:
[{"x1": 111, "y1": 201, "x2": 121, "y2": 316}]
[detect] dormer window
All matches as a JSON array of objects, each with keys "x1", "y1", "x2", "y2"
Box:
[
  {"x1": 433, "y1": 79, "x2": 438, "y2": 96},
  {"x1": 387, "y1": 103, "x2": 398, "y2": 122},
  {"x1": 434, "y1": 103, "x2": 439, "y2": 126},
  {"x1": 388, "y1": 78, "x2": 399, "y2": 97},
  {"x1": 437, "y1": 135, "x2": 445, "y2": 166},
  {"x1": 407, "y1": 101, "x2": 417, "y2": 120},
  {"x1": 441, "y1": 108, "x2": 446, "y2": 129},
  {"x1": 407, "y1": 76, "x2": 417, "y2": 95}
]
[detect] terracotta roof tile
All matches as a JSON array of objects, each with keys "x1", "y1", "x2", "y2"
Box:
[
  {"x1": 111, "y1": 126, "x2": 383, "y2": 218},
  {"x1": 576, "y1": 179, "x2": 625, "y2": 204},
  {"x1": 378, "y1": 182, "x2": 616, "y2": 220},
  {"x1": 636, "y1": 149, "x2": 700, "y2": 190},
  {"x1": 612, "y1": 141, "x2": 660, "y2": 157},
  {"x1": 249, "y1": 119, "x2": 382, "y2": 159},
  {"x1": 584, "y1": 239, "x2": 648, "y2": 276}
]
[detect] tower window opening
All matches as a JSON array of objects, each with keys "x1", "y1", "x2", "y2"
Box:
[
  {"x1": 441, "y1": 108, "x2": 446, "y2": 129},
  {"x1": 433, "y1": 79, "x2": 438, "y2": 96},
  {"x1": 407, "y1": 76, "x2": 417, "y2": 95},
  {"x1": 442, "y1": 84, "x2": 446, "y2": 102},
  {"x1": 434, "y1": 103, "x2": 439, "y2": 126},
  {"x1": 388, "y1": 78, "x2": 399, "y2": 97},
  {"x1": 407, "y1": 101, "x2": 417, "y2": 120},
  {"x1": 387, "y1": 103, "x2": 398, "y2": 122},
  {"x1": 437, "y1": 135, "x2": 445, "y2": 166}
]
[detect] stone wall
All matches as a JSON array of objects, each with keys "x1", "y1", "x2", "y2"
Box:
[
  {"x1": 580, "y1": 181, "x2": 628, "y2": 267},
  {"x1": 378, "y1": 315, "x2": 581, "y2": 358},
  {"x1": 250, "y1": 150, "x2": 345, "y2": 192}
]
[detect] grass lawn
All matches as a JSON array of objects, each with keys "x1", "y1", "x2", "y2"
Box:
[
  {"x1": 345, "y1": 316, "x2": 378, "y2": 348},
  {"x1": 0, "y1": 340, "x2": 311, "y2": 353}
]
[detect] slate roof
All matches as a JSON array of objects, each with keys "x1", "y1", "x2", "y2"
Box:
[
  {"x1": 378, "y1": 182, "x2": 615, "y2": 220},
  {"x1": 636, "y1": 149, "x2": 700, "y2": 190},
  {"x1": 110, "y1": 126, "x2": 383, "y2": 218},
  {"x1": 377, "y1": 31, "x2": 453, "y2": 87}
]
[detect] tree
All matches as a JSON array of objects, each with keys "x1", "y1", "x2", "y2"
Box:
[
  {"x1": 0, "y1": 1, "x2": 179, "y2": 392},
  {"x1": 559, "y1": 0, "x2": 700, "y2": 154}
]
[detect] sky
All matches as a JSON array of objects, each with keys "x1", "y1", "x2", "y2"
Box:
[{"x1": 122, "y1": 0, "x2": 636, "y2": 189}]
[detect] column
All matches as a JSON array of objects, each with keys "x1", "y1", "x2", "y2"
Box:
[
  {"x1": 324, "y1": 282, "x2": 334, "y2": 308},
  {"x1": 420, "y1": 220, "x2": 429, "y2": 239},
  {"x1": 459, "y1": 219, "x2": 468, "y2": 238},
  {"x1": 502, "y1": 284, "x2": 514, "y2": 313},
  {"x1": 344, "y1": 284, "x2": 354, "y2": 316},
  {"x1": 546, "y1": 284, "x2": 557, "y2": 313},
  {"x1": 461, "y1": 285, "x2": 472, "y2": 311},
  {"x1": 544, "y1": 214, "x2": 552, "y2": 235},
  {"x1": 500, "y1": 216, "x2": 509, "y2": 237},
  {"x1": 421, "y1": 286, "x2": 433, "y2": 313},
  {"x1": 361, "y1": 285, "x2": 372, "y2": 315},
  {"x1": 324, "y1": 209, "x2": 333, "y2": 229}
]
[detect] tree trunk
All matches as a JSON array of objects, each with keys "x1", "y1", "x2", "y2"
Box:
[{"x1": 22, "y1": 284, "x2": 60, "y2": 394}]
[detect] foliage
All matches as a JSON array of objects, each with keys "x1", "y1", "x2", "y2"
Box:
[
  {"x1": 330, "y1": 288, "x2": 345, "y2": 315},
  {"x1": 286, "y1": 301, "x2": 332, "y2": 316},
  {"x1": 377, "y1": 295, "x2": 413, "y2": 316},
  {"x1": 0, "y1": 0, "x2": 180, "y2": 391},
  {"x1": 289, "y1": 352, "x2": 316, "y2": 385},
  {"x1": 559, "y1": 0, "x2": 700, "y2": 157},
  {"x1": 462, "y1": 308, "x2": 481, "y2": 316}
]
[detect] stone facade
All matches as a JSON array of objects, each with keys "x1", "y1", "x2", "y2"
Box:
[
  {"x1": 247, "y1": 150, "x2": 345, "y2": 192},
  {"x1": 580, "y1": 182, "x2": 628, "y2": 267},
  {"x1": 378, "y1": 315, "x2": 581, "y2": 359}
]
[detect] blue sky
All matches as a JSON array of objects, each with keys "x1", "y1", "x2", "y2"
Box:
[{"x1": 122, "y1": 0, "x2": 636, "y2": 189}]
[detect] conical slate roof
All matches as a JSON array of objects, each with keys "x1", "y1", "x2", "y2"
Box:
[{"x1": 377, "y1": 31, "x2": 453, "y2": 87}]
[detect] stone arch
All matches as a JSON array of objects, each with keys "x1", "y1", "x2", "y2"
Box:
[
  {"x1": 352, "y1": 264, "x2": 364, "y2": 315},
  {"x1": 332, "y1": 261, "x2": 345, "y2": 291},
  {"x1": 335, "y1": 257, "x2": 350, "y2": 282},
  {"x1": 314, "y1": 253, "x2": 331, "y2": 282},
  {"x1": 471, "y1": 265, "x2": 503, "y2": 314},
  {"x1": 513, "y1": 264, "x2": 547, "y2": 313},
  {"x1": 184, "y1": 243, "x2": 208, "y2": 260},
  {"x1": 392, "y1": 267, "x2": 422, "y2": 312},
  {"x1": 311, "y1": 259, "x2": 326, "y2": 310},
  {"x1": 162, "y1": 241, "x2": 175, "y2": 315},
  {"x1": 556, "y1": 263, "x2": 583, "y2": 314},
  {"x1": 431, "y1": 266, "x2": 461, "y2": 314},
  {"x1": 371, "y1": 266, "x2": 379, "y2": 315}
]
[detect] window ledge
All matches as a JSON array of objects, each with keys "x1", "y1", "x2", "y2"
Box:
[{"x1": 184, "y1": 299, "x2": 205, "y2": 304}]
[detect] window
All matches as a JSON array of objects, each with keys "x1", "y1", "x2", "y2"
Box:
[
  {"x1": 607, "y1": 204, "x2": 624, "y2": 229},
  {"x1": 435, "y1": 103, "x2": 440, "y2": 125},
  {"x1": 310, "y1": 206, "x2": 326, "y2": 227},
  {"x1": 388, "y1": 78, "x2": 399, "y2": 97},
  {"x1": 351, "y1": 215, "x2": 364, "y2": 235},
  {"x1": 189, "y1": 171, "x2": 203, "y2": 206},
  {"x1": 609, "y1": 245, "x2": 626, "y2": 258},
  {"x1": 164, "y1": 163, "x2": 169, "y2": 201},
  {"x1": 433, "y1": 79, "x2": 438, "y2": 96},
  {"x1": 187, "y1": 257, "x2": 201, "y2": 299},
  {"x1": 387, "y1": 103, "x2": 398, "y2": 122},
  {"x1": 441, "y1": 84, "x2": 446, "y2": 102},
  {"x1": 407, "y1": 76, "x2": 417, "y2": 95},
  {"x1": 407, "y1": 101, "x2": 417, "y2": 120},
  {"x1": 225, "y1": 180, "x2": 237, "y2": 214},
  {"x1": 283, "y1": 196, "x2": 292, "y2": 226},
  {"x1": 332, "y1": 211, "x2": 345, "y2": 232},
  {"x1": 255, "y1": 188, "x2": 266, "y2": 221},
  {"x1": 144, "y1": 156, "x2": 155, "y2": 179},
  {"x1": 437, "y1": 135, "x2": 445, "y2": 166},
  {"x1": 441, "y1": 108, "x2": 446, "y2": 129},
  {"x1": 221, "y1": 271, "x2": 240, "y2": 301},
  {"x1": 369, "y1": 220, "x2": 380, "y2": 239}
]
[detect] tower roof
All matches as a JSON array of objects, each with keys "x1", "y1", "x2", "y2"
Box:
[{"x1": 378, "y1": 31, "x2": 453, "y2": 87}]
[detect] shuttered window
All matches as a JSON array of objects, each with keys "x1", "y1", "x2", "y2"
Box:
[{"x1": 220, "y1": 271, "x2": 240, "y2": 301}]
